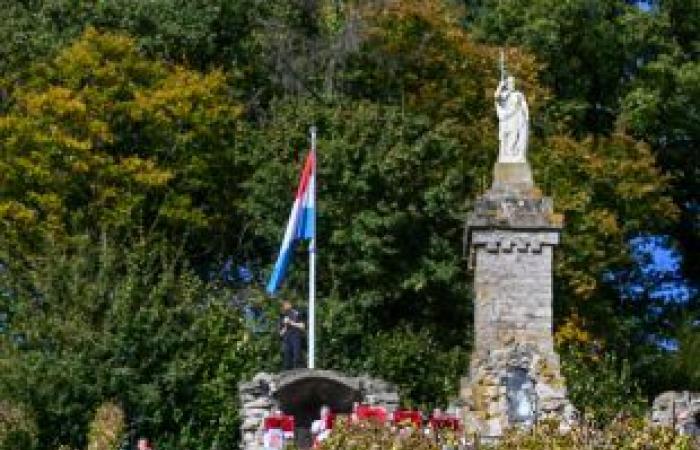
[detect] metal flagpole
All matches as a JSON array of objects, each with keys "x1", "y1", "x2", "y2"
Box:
[
  {"x1": 308, "y1": 126, "x2": 317, "y2": 369},
  {"x1": 500, "y1": 49, "x2": 505, "y2": 81},
  {"x1": 499, "y1": 0, "x2": 506, "y2": 81}
]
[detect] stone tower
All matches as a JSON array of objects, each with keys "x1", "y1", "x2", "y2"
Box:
[{"x1": 460, "y1": 76, "x2": 575, "y2": 439}]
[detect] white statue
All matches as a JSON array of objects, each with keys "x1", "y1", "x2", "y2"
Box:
[{"x1": 494, "y1": 75, "x2": 529, "y2": 163}]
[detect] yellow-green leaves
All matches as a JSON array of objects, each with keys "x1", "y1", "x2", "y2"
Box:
[{"x1": 0, "y1": 28, "x2": 242, "y2": 250}]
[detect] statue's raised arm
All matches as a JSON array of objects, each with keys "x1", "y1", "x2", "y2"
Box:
[{"x1": 494, "y1": 76, "x2": 529, "y2": 164}]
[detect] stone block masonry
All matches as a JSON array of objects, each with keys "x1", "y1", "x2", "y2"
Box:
[
  {"x1": 471, "y1": 230, "x2": 559, "y2": 359},
  {"x1": 652, "y1": 391, "x2": 700, "y2": 436},
  {"x1": 238, "y1": 370, "x2": 399, "y2": 450},
  {"x1": 460, "y1": 162, "x2": 575, "y2": 440}
]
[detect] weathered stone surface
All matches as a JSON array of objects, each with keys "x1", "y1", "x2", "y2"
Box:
[
  {"x1": 245, "y1": 397, "x2": 272, "y2": 409},
  {"x1": 651, "y1": 391, "x2": 700, "y2": 436},
  {"x1": 238, "y1": 370, "x2": 399, "y2": 450},
  {"x1": 465, "y1": 165, "x2": 562, "y2": 233},
  {"x1": 493, "y1": 162, "x2": 534, "y2": 188},
  {"x1": 461, "y1": 344, "x2": 576, "y2": 439},
  {"x1": 461, "y1": 163, "x2": 575, "y2": 440}
]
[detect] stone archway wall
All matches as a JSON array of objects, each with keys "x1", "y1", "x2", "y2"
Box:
[
  {"x1": 238, "y1": 370, "x2": 399, "y2": 450},
  {"x1": 652, "y1": 391, "x2": 700, "y2": 436},
  {"x1": 275, "y1": 370, "x2": 362, "y2": 428}
]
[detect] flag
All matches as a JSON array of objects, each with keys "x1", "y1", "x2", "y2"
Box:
[{"x1": 266, "y1": 150, "x2": 316, "y2": 295}]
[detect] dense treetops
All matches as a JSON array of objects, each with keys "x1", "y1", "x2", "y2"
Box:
[{"x1": 0, "y1": 1, "x2": 697, "y2": 449}]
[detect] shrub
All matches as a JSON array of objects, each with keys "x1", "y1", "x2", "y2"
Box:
[
  {"x1": 316, "y1": 420, "x2": 440, "y2": 450},
  {"x1": 303, "y1": 417, "x2": 697, "y2": 450},
  {"x1": 561, "y1": 349, "x2": 647, "y2": 423},
  {"x1": 360, "y1": 327, "x2": 469, "y2": 408},
  {"x1": 490, "y1": 418, "x2": 695, "y2": 450}
]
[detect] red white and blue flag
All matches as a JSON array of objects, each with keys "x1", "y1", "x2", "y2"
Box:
[{"x1": 266, "y1": 150, "x2": 316, "y2": 295}]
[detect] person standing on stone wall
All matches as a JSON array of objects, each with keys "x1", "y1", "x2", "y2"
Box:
[{"x1": 279, "y1": 300, "x2": 305, "y2": 370}]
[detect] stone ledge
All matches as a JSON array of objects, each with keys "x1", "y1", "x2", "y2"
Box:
[
  {"x1": 466, "y1": 162, "x2": 563, "y2": 232},
  {"x1": 467, "y1": 195, "x2": 562, "y2": 230},
  {"x1": 471, "y1": 230, "x2": 560, "y2": 255}
]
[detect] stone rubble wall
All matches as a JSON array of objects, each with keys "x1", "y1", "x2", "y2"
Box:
[
  {"x1": 238, "y1": 370, "x2": 399, "y2": 450},
  {"x1": 461, "y1": 344, "x2": 576, "y2": 440},
  {"x1": 651, "y1": 391, "x2": 700, "y2": 436},
  {"x1": 239, "y1": 372, "x2": 277, "y2": 450}
]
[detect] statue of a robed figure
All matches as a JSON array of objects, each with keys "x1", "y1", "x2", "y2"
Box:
[{"x1": 494, "y1": 75, "x2": 529, "y2": 164}]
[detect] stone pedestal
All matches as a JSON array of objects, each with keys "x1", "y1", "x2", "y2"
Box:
[{"x1": 461, "y1": 163, "x2": 575, "y2": 440}]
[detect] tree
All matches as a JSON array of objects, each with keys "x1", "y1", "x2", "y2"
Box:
[
  {"x1": 620, "y1": 44, "x2": 700, "y2": 286},
  {"x1": 0, "y1": 0, "x2": 268, "y2": 73},
  {"x1": 464, "y1": 0, "x2": 699, "y2": 291},
  {"x1": 241, "y1": 99, "x2": 476, "y2": 347},
  {"x1": 463, "y1": 0, "x2": 665, "y2": 135},
  {"x1": 0, "y1": 28, "x2": 244, "y2": 261},
  {"x1": 0, "y1": 236, "x2": 255, "y2": 449}
]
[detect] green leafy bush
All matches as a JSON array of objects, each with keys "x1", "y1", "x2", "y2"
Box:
[
  {"x1": 560, "y1": 344, "x2": 647, "y2": 423},
  {"x1": 317, "y1": 420, "x2": 440, "y2": 450},
  {"x1": 360, "y1": 327, "x2": 469, "y2": 408},
  {"x1": 306, "y1": 418, "x2": 696, "y2": 450},
  {"x1": 0, "y1": 237, "x2": 256, "y2": 450},
  {"x1": 490, "y1": 418, "x2": 695, "y2": 450}
]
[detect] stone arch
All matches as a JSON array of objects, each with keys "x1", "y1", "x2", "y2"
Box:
[
  {"x1": 239, "y1": 370, "x2": 399, "y2": 450},
  {"x1": 274, "y1": 369, "x2": 362, "y2": 428}
]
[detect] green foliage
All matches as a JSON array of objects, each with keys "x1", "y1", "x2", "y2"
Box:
[
  {"x1": 0, "y1": 27, "x2": 243, "y2": 257},
  {"x1": 0, "y1": 237, "x2": 256, "y2": 450},
  {"x1": 490, "y1": 418, "x2": 694, "y2": 450},
  {"x1": 0, "y1": 0, "x2": 268, "y2": 73},
  {"x1": 360, "y1": 327, "x2": 469, "y2": 408},
  {"x1": 87, "y1": 402, "x2": 126, "y2": 450},
  {"x1": 465, "y1": 0, "x2": 666, "y2": 134},
  {"x1": 317, "y1": 420, "x2": 440, "y2": 450},
  {"x1": 561, "y1": 350, "x2": 647, "y2": 423},
  {"x1": 620, "y1": 52, "x2": 700, "y2": 282},
  {"x1": 668, "y1": 320, "x2": 700, "y2": 391},
  {"x1": 241, "y1": 98, "x2": 475, "y2": 344},
  {"x1": 345, "y1": 0, "x2": 546, "y2": 123},
  {"x1": 0, "y1": 0, "x2": 697, "y2": 447},
  {"x1": 0, "y1": 401, "x2": 38, "y2": 450}
]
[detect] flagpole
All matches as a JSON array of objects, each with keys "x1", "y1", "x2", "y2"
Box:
[{"x1": 308, "y1": 126, "x2": 317, "y2": 370}]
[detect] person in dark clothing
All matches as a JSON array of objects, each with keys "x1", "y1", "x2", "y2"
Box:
[{"x1": 279, "y1": 300, "x2": 305, "y2": 370}]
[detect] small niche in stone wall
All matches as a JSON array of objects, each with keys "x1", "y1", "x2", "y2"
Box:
[{"x1": 505, "y1": 367, "x2": 536, "y2": 426}]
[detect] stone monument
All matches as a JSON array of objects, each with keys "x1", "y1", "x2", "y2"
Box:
[{"x1": 460, "y1": 75, "x2": 575, "y2": 440}]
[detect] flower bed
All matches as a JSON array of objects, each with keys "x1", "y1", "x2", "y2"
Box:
[{"x1": 289, "y1": 417, "x2": 698, "y2": 450}]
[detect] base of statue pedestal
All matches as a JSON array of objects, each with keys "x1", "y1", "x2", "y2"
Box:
[
  {"x1": 493, "y1": 162, "x2": 534, "y2": 191},
  {"x1": 459, "y1": 344, "x2": 576, "y2": 441}
]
